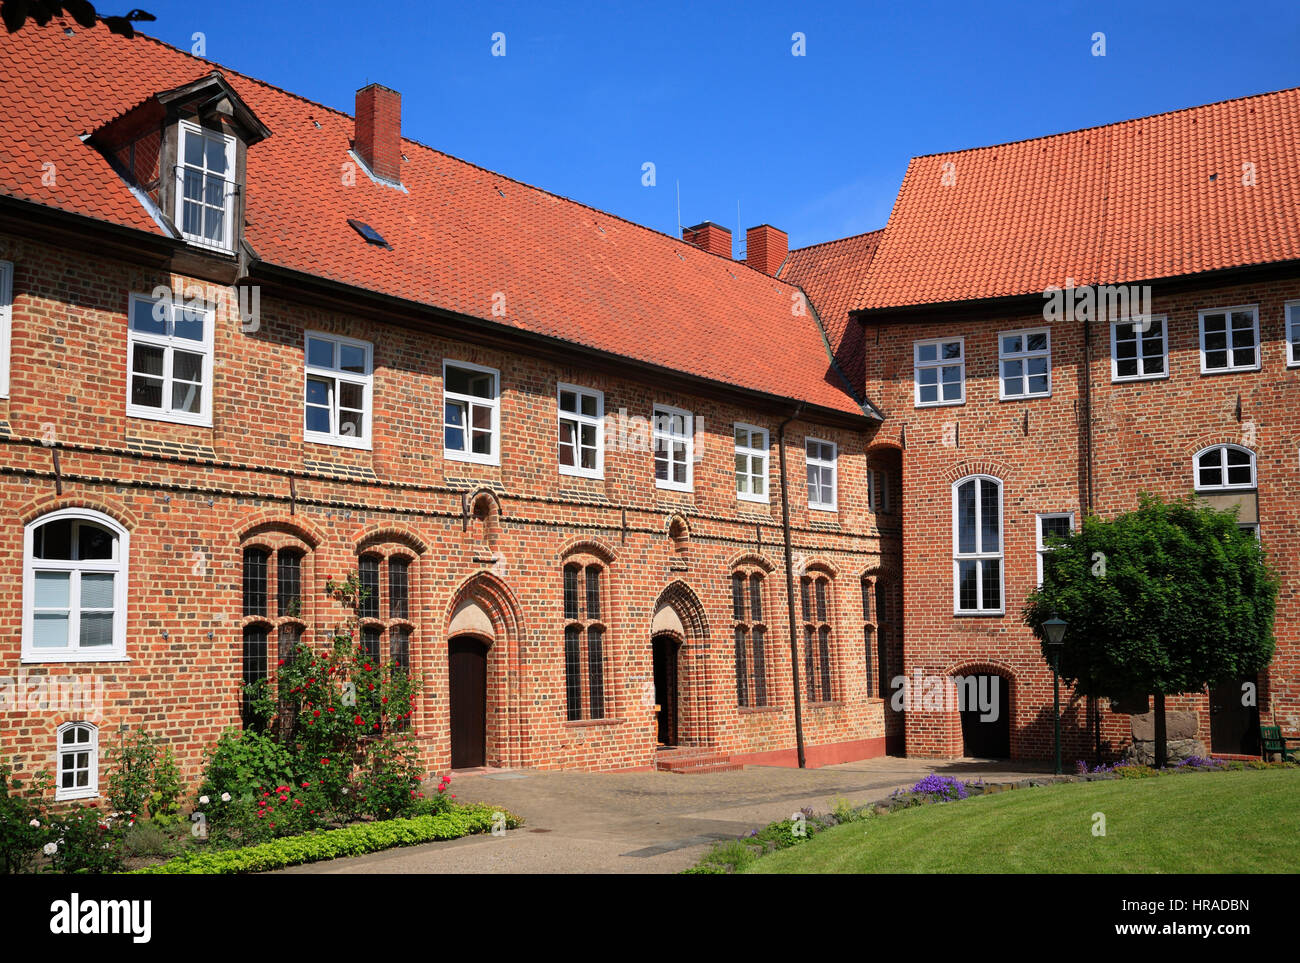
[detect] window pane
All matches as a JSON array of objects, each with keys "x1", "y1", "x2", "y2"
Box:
[
  {"x1": 34, "y1": 570, "x2": 71, "y2": 608},
  {"x1": 338, "y1": 381, "x2": 364, "y2": 411},
  {"x1": 564, "y1": 625, "x2": 582, "y2": 721},
  {"x1": 818, "y1": 626, "x2": 833, "y2": 702},
  {"x1": 358, "y1": 556, "x2": 380, "y2": 619},
  {"x1": 957, "y1": 481, "x2": 976, "y2": 554},
  {"x1": 339, "y1": 408, "x2": 364, "y2": 439},
  {"x1": 171, "y1": 377, "x2": 202, "y2": 414},
  {"x1": 33, "y1": 612, "x2": 70, "y2": 647},
  {"x1": 306, "y1": 337, "x2": 334, "y2": 369},
  {"x1": 76, "y1": 523, "x2": 114, "y2": 560},
  {"x1": 389, "y1": 557, "x2": 409, "y2": 621},
  {"x1": 751, "y1": 627, "x2": 767, "y2": 706},
  {"x1": 339, "y1": 344, "x2": 367, "y2": 374},
  {"x1": 277, "y1": 552, "x2": 302, "y2": 618},
  {"x1": 980, "y1": 480, "x2": 1000, "y2": 552},
  {"x1": 587, "y1": 626, "x2": 605, "y2": 720},
  {"x1": 35, "y1": 520, "x2": 73, "y2": 560},
  {"x1": 80, "y1": 573, "x2": 114, "y2": 609},
  {"x1": 79, "y1": 611, "x2": 113, "y2": 647},
  {"x1": 173, "y1": 306, "x2": 205, "y2": 342},
  {"x1": 585, "y1": 567, "x2": 601, "y2": 621},
  {"x1": 750, "y1": 574, "x2": 762, "y2": 622},
  {"x1": 804, "y1": 627, "x2": 816, "y2": 701},
  {"x1": 444, "y1": 401, "x2": 466, "y2": 451},
  {"x1": 735, "y1": 627, "x2": 749, "y2": 706},
  {"x1": 958, "y1": 560, "x2": 978, "y2": 610},
  {"x1": 731, "y1": 574, "x2": 745, "y2": 621},
  {"x1": 815, "y1": 579, "x2": 827, "y2": 622},
  {"x1": 130, "y1": 298, "x2": 168, "y2": 335},
  {"x1": 981, "y1": 559, "x2": 1001, "y2": 610},
  {"x1": 917, "y1": 343, "x2": 937, "y2": 363},
  {"x1": 242, "y1": 548, "x2": 268, "y2": 617},
  {"x1": 563, "y1": 565, "x2": 580, "y2": 621},
  {"x1": 362, "y1": 627, "x2": 381, "y2": 665}
]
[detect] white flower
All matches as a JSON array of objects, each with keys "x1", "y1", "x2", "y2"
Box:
[
  {"x1": 220, "y1": 792, "x2": 231, "y2": 803},
  {"x1": 28, "y1": 819, "x2": 39, "y2": 828},
  {"x1": 199, "y1": 795, "x2": 210, "y2": 805},
  {"x1": 341, "y1": 788, "x2": 349, "y2": 795},
  {"x1": 43, "y1": 842, "x2": 57, "y2": 856}
]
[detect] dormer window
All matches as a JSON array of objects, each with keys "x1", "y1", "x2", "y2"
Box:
[{"x1": 176, "y1": 121, "x2": 237, "y2": 251}]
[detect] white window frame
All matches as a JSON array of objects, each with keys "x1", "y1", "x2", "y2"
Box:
[
  {"x1": 1035, "y1": 512, "x2": 1075, "y2": 587},
  {"x1": 175, "y1": 120, "x2": 237, "y2": 253},
  {"x1": 913, "y1": 337, "x2": 965, "y2": 407},
  {"x1": 557, "y1": 383, "x2": 604, "y2": 479},
  {"x1": 55, "y1": 722, "x2": 99, "y2": 801},
  {"x1": 304, "y1": 331, "x2": 374, "y2": 450},
  {"x1": 952, "y1": 475, "x2": 1004, "y2": 615},
  {"x1": 1110, "y1": 315, "x2": 1169, "y2": 382},
  {"x1": 734, "y1": 423, "x2": 770, "y2": 504},
  {"x1": 22, "y1": 508, "x2": 130, "y2": 663},
  {"x1": 443, "y1": 359, "x2": 500, "y2": 466},
  {"x1": 126, "y1": 291, "x2": 215, "y2": 427},
  {"x1": 1199, "y1": 305, "x2": 1261, "y2": 374},
  {"x1": 868, "y1": 468, "x2": 889, "y2": 514},
  {"x1": 1285, "y1": 300, "x2": 1300, "y2": 368},
  {"x1": 998, "y1": 327, "x2": 1052, "y2": 399},
  {"x1": 0, "y1": 259, "x2": 12, "y2": 399},
  {"x1": 1194, "y1": 444, "x2": 1256, "y2": 492},
  {"x1": 806, "y1": 437, "x2": 838, "y2": 512},
  {"x1": 653, "y1": 403, "x2": 694, "y2": 492}
]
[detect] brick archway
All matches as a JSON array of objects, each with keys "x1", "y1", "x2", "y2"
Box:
[{"x1": 650, "y1": 581, "x2": 712, "y2": 749}]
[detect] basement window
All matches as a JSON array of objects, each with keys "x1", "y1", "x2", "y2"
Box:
[{"x1": 348, "y1": 219, "x2": 392, "y2": 249}]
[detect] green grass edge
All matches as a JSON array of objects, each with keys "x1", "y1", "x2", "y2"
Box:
[{"x1": 126, "y1": 803, "x2": 520, "y2": 874}]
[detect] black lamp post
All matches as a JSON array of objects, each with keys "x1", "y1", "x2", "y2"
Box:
[{"x1": 1043, "y1": 616, "x2": 1068, "y2": 775}]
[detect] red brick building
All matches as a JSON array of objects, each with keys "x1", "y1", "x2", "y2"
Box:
[{"x1": 1, "y1": 26, "x2": 1295, "y2": 797}]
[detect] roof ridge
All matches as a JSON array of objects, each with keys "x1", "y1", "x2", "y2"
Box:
[
  {"x1": 910, "y1": 84, "x2": 1300, "y2": 160},
  {"x1": 126, "y1": 28, "x2": 798, "y2": 290}
]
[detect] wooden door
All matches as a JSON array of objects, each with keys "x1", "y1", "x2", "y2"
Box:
[
  {"x1": 653, "y1": 635, "x2": 678, "y2": 747},
  {"x1": 1210, "y1": 677, "x2": 1259, "y2": 755},
  {"x1": 449, "y1": 636, "x2": 488, "y2": 768}
]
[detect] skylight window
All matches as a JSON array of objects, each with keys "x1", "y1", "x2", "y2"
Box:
[{"x1": 348, "y1": 219, "x2": 391, "y2": 249}]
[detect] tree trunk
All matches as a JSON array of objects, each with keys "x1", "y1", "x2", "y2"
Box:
[{"x1": 1153, "y1": 692, "x2": 1168, "y2": 769}]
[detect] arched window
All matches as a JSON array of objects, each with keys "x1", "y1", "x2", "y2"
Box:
[
  {"x1": 953, "y1": 475, "x2": 1003, "y2": 614},
  {"x1": 241, "y1": 541, "x2": 310, "y2": 727},
  {"x1": 55, "y1": 721, "x2": 98, "y2": 801},
  {"x1": 356, "y1": 551, "x2": 416, "y2": 671},
  {"x1": 1194, "y1": 445, "x2": 1256, "y2": 492},
  {"x1": 563, "y1": 560, "x2": 607, "y2": 721},
  {"x1": 799, "y1": 571, "x2": 835, "y2": 703},
  {"x1": 23, "y1": 508, "x2": 128, "y2": 662},
  {"x1": 731, "y1": 569, "x2": 768, "y2": 707}
]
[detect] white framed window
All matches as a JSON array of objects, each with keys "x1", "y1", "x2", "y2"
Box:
[
  {"x1": 55, "y1": 722, "x2": 98, "y2": 801},
  {"x1": 914, "y1": 338, "x2": 964, "y2": 406},
  {"x1": 558, "y1": 383, "x2": 603, "y2": 478},
  {"x1": 0, "y1": 259, "x2": 12, "y2": 399},
  {"x1": 806, "y1": 437, "x2": 837, "y2": 511},
  {"x1": 1111, "y1": 316, "x2": 1168, "y2": 381},
  {"x1": 953, "y1": 475, "x2": 1003, "y2": 614},
  {"x1": 444, "y1": 360, "x2": 500, "y2": 465},
  {"x1": 1199, "y1": 305, "x2": 1260, "y2": 373},
  {"x1": 175, "y1": 120, "x2": 237, "y2": 252},
  {"x1": 1036, "y1": 513, "x2": 1074, "y2": 586},
  {"x1": 304, "y1": 332, "x2": 373, "y2": 449},
  {"x1": 999, "y1": 328, "x2": 1051, "y2": 399},
  {"x1": 734, "y1": 423, "x2": 769, "y2": 503},
  {"x1": 22, "y1": 508, "x2": 129, "y2": 663},
  {"x1": 1194, "y1": 445, "x2": 1256, "y2": 491},
  {"x1": 653, "y1": 404, "x2": 693, "y2": 491},
  {"x1": 868, "y1": 468, "x2": 889, "y2": 514},
  {"x1": 1286, "y1": 301, "x2": 1300, "y2": 367},
  {"x1": 126, "y1": 291, "x2": 214, "y2": 426}
]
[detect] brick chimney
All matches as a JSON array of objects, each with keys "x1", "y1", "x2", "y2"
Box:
[
  {"x1": 745, "y1": 224, "x2": 788, "y2": 276},
  {"x1": 681, "y1": 221, "x2": 732, "y2": 258},
  {"x1": 354, "y1": 83, "x2": 402, "y2": 183}
]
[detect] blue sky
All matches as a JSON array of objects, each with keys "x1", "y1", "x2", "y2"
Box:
[{"x1": 142, "y1": 0, "x2": 1300, "y2": 251}]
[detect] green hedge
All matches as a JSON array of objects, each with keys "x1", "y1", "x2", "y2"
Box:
[{"x1": 130, "y1": 804, "x2": 516, "y2": 874}]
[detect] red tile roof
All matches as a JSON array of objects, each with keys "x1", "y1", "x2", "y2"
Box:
[
  {"x1": 0, "y1": 26, "x2": 865, "y2": 418},
  {"x1": 781, "y1": 230, "x2": 883, "y2": 400},
  {"x1": 854, "y1": 87, "x2": 1300, "y2": 312}
]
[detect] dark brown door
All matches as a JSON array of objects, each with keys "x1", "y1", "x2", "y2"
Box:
[
  {"x1": 959, "y1": 673, "x2": 1010, "y2": 759},
  {"x1": 653, "y1": 635, "x2": 678, "y2": 747},
  {"x1": 1210, "y1": 677, "x2": 1260, "y2": 755},
  {"x1": 449, "y1": 636, "x2": 488, "y2": 769}
]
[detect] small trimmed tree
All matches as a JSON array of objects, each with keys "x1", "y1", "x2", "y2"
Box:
[{"x1": 1024, "y1": 494, "x2": 1277, "y2": 768}]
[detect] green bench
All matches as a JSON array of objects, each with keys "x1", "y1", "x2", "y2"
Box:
[{"x1": 1260, "y1": 725, "x2": 1300, "y2": 762}]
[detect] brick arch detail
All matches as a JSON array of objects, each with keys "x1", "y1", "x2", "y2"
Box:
[
  {"x1": 557, "y1": 535, "x2": 617, "y2": 564},
  {"x1": 866, "y1": 439, "x2": 903, "y2": 455},
  {"x1": 19, "y1": 493, "x2": 138, "y2": 530},
  {"x1": 237, "y1": 511, "x2": 324, "y2": 548},
  {"x1": 726, "y1": 551, "x2": 776, "y2": 573},
  {"x1": 1186, "y1": 436, "x2": 1256, "y2": 458},
  {"x1": 353, "y1": 522, "x2": 429, "y2": 555},
  {"x1": 444, "y1": 570, "x2": 524, "y2": 769},
  {"x1": 943, "y1": 459, "x2": 1015, "y2": 485},
  {"x1": 798, "y1": 556, "x2": 839, "y2": 578},
  {"x1": 942, "y1": 659, "x2": 1018, "y2": 759},
  {"x1": 652, "y1": 579, "x2": 709, "y2": 640}
]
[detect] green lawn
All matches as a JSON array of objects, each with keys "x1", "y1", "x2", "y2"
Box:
[{"x1": 744, "y1": 769, "x2": 1300, "y2": 874}]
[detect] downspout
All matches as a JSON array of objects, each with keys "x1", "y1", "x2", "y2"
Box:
[
  {"x1": 1083, "y1": 311, "x2": 1101, "y2": 764},
  {"x1": 778, "y1": 404, "x2": 807, "y2": 768}
]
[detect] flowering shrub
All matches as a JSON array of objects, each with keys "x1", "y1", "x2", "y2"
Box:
[
  {"x1": 43, "y1": 802, "x2": 131, "y2": 874},
  {"x1": 906, "y1": 774, "x2": 970, "y2": 802},
  {"x1": 106, "y1": 727, "x2": 183, "y2": 825},
  {"x1": 355, "y1": 734, "x2": 427, "y2": 819},
  {"x1": 1, "y1": 764, "x2": 48, "y2": 874},
  {"x1": 1174, "y1": 756, "x2": 1226, "y2": 770},
  {"x1": 197, "y1": 729, "x2": 295, "y2": 805}
]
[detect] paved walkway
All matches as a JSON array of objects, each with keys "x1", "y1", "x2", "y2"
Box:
[{"x1": 283, "y1": 756, "x2": 1052, "y2": 874}]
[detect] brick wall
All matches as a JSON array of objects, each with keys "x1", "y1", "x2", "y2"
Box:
[
  {"x1": 0, "y1": 232, "x2": 889, "y2": 793},
  {"x1": 864, "y1": 271, "x2": 1300, "y2": 762}
]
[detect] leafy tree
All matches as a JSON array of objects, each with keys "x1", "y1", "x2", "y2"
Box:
[
  {"x1": 2, "y1": 1, "x2": 154, "y2": 36},
  {"x1": 1024, "y1": 494, "x2": 1277, "y2": 768}
]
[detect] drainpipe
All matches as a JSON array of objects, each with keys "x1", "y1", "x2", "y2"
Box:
[
  {"x1": 1082, "y1": 313, "x2": 1101, "y2": 765},
  {"x1": 778, "y1": 405, "x2": 807, "y2": 768}
]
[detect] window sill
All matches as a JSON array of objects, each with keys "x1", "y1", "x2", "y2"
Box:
[
  {"x1": 1111, "y1": 372, "x2": 1170, "y2": 384},
  {"x1": 998, "y1": 392, "x2": 1052, "y2": 402},
  {"x1": 1200, "y1": 365, "x2": 1262, "y2": 376},
  {"x1": 305, "y1": 432, "x2": 373, "y2": 452},
  {"x1": 445, "y1": 450, "x2": 500, "y2": 468},
  {"x1": 127, "y1": 407, "x2": 212, "y2": 429},
  {"x1": 21, "y1": 653, "x2": 129, "y2": 664},
  {"x1": 654, "y1": 481, "x2": 693, "y2": 493},
  {"x1": 558, "y1": 467, "x2": 605, "y2": 481},
  {"x1": 564, "y1": 716, "x2": 623, "y2": 728},
  {"x1": 54, "y1": 788, "x2": 99, "y2": 802},
  {"x1": 952, "y1": 610, "x2": 1005, "y2": 618},
  {"x1": 914, "y1": 399, "x2": 965, "y2": 409}
]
